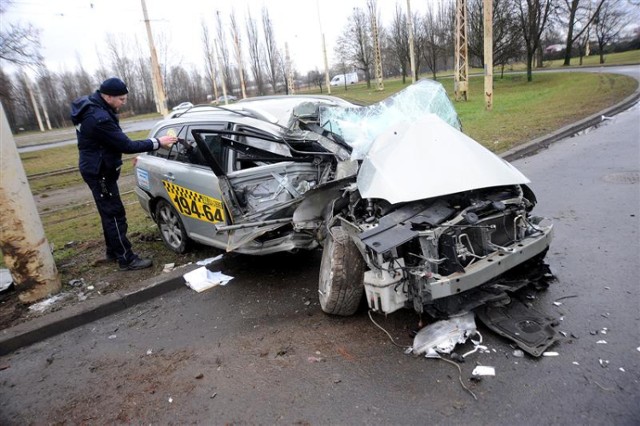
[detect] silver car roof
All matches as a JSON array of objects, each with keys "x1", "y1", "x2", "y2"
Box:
[{"x1": 151, "y1": 95, "x2": 355, "y2": 137}]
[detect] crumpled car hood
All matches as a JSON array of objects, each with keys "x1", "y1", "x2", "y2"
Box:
[{"x1": 356, "y1": 114, "x2": 530, "y2": 204}]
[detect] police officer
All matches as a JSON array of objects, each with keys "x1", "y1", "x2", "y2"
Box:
[{"x1": 71, "y1": 77, "x2": 177, "y2": 270}]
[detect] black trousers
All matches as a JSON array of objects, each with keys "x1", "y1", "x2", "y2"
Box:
[{"x1": 82, "y1": 171, "x2": 135, "y2": 266}]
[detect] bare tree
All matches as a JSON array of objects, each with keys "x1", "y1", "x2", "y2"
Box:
[
  {"x1": 437, "y1": 0, "x2": 456, "y2": 72},
  {"x1": 105, "y1": 34, "x2": 137, "y2": 113},
  {"x1": 0, "y1": 23, "x2": 42, "y2": 66},
  {"x1": 229, "y1": 10, "x2": 247, "y2": 98},
  {"x1": 560, "y1": 0, "x2": 605, "y2": 65},
  {"x1": 307, "y1": 69, "x2": 325, "y2": 92},
  {"x1": 245, "y1": 9, "x2": 266, "y2": 95},
  {"x1": 215, "y1": 11, "x2": 235, "y2": 95},
  {"x1": 201, "y1": 20, "x2": 218, "y2": 100},
  {"x1": 34, "y1": 67, "x2": 64, "y2": 128},
  {"x1": 421, "y1": 3, "x2": 442, "y2": 80},
  {"x1": 593, "y1": 0, "x2": 629, "y2": 64},
  {"x1": 262, "y1": 7, "x2": 281, "y2": 93},
  {"x1": 468, "y1": 0, "x2": 523, "y2": 75},
  {"x1": 515, "y1": 0, "x2": 556, "y2": 81},
  {"x1": 132, "y1": 41, "x2": 155, "y2": 111},
  {"x1": 387, "y1": 3, "x2": 410, "y2": 83},
  {"x1": 0, "y1": 1, "x2": 43, "y2": 130},
  {"x1": 335, "y1": 7, "x2": 373, "y2": 88}
]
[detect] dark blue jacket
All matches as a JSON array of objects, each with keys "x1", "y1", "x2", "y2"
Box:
[{"x1": 71, "y1": 91, "x2": 157, "y2": 177}]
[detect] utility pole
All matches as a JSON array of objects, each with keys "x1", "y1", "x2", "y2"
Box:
[
  {"x1": 454, "y1": 0, "x2": 469, "y2": 101},
  {"x1": 140, "y1": 0, "x2": 168, "y2": 116},
  {"x1": 214, "y1": 11, "x2": 229, "y2": 105},
  {"x1": 0, "y1": 103, "x2": 61, "y2": 302},
  {"x1": 210, "y1": 42, "x2": 220, "y2": 102},
  {"x1": 230, "y1": 13, "x2": 247, "y2": 99},
  {"x1": 285, "y1": 42, "x2": 295, "y2": 95},
  {"x1": 407, "y1": 0, "x2": 416, "y2": 83},
  {"x1": 368, "y1": 0, "x2": 384, "y2": 91},
  {"x1": 483, "y1": 0, "x2": 493, "y2": 110},
  {"x1": 214, "y1": 39, "x2": 229, "y2": 104},
  {"x1": 37, "y1": 88, "x2": 52, "y2": 130},
  {"x1": 316, "y1": 0, "x2": 331, "y2": 94},
  {"x1": 23, "y1": 71, "x2": 44, "y2": 132}
]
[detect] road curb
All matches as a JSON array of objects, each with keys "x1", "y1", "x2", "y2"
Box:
[
  {"x1": 501, "y1": 89, "x2": 640, "y2": 162},
  {"x1": 1, "y1": 76, "x2": 638, "y2": 357},
  {"x1": 0, "y1": 264, "x2": 199, "y2": 356}
]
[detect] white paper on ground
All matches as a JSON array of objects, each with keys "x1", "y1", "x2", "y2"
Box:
[
  {"x1": 183, "y1": 266, "x2": 233, "y2": 292},
  {"x1": 471, "y1": 366, "x2": 496, "y2": 376},
  {"x1": 196, "y1": 255, "x2": 224, "y2": 266}
]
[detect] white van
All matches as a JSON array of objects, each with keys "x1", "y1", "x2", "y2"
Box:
[{"x1": 330, "y1": 72, "x2": 359, "y2": 86}]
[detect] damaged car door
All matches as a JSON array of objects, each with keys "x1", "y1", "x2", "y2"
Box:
[{"x1": 191, "y1": 124, "x2": 328, "y2": 253}]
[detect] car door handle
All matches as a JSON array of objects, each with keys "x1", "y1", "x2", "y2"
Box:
[{"x1": 163, "y1": 173, "x2": 175, "y2": 181}]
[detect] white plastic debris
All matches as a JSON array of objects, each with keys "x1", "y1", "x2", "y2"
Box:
[
  {"x1": 28, "y1": 293, "x2": 67, "y2": 313},
  {"x1": 512, "y1": 349, "x2": 525, "y2": 358},
  {"x1": 196, "y1": 255, "x2": 224, "y2": 266},
  {"x1": 553, "y1": 301, "x2": 563, "y2": 306},
  {"x1": 600, "y1": 328, "x2": 608, "y2": 335},
  {"x1": 637, "y1": 347, "x2": 640, "y2": 353},
  {"x1": 596, "y1": 340, "x2": 607, "y2": 344},
  {"x1": 146, "y1": 349, "x2": 153, "y2": 355},
  {"x1": 87, "y1": 285, "x2": 95, "y2": 291},
  {"x1": 68, "y1": 278, "x2": 85, "y2": 287},
  {"x1": 162, "y1": 263, "x2": 175, "y2": 273},
  {"x1": 619, "y1": 367, "x2": 626, "y2": 372},
  {"x1": 168, "y1": 397, "x2": 173, "y2": 403},
  {"x1": 0, "y1": 269, "x2": 13, "y2": 292},
  {"x1": 108, "y1": 334, "x2": 117, "y2": 339},
  {"x1": 411, "y1": 312, "x2": 476, "y2": 357},
  {"x1": 542, "y1": 351, "x2": 559, "y2": 357},
  {"x1": 472, "y1": 366, "x2": 495, "y2": 376},
  {"x1": 572, "y1": 361, "x2": 580, "y2": 365},
  {"x1": 599, "y1": 358, "x2": 609, "y2": 367},
  {"x1": 183, "y1": 267, "x2": 233, "y2": 293},
  {"x1": 461, "y1": 331, "x2": 487, "y2": 358}
]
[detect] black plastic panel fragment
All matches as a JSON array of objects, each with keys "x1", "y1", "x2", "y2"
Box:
[{"x1": 476, "y1": 299, "x2": 560, "y2": 357}]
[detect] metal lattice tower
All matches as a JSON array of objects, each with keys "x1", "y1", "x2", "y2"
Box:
[
  {"x1": 368, "y1": 0, "x2": 384, "y2": 91},
  {"x1": 455, "y1": 0, "x2": 469, "y2": 101}
]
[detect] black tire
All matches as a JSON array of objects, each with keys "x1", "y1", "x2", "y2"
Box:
[
  {"x1": 318, "y1": 226, "x2": 366, "y2": 316},
  {"x1": 155, "y1": 199, "x2": 190, "y2": 254}
]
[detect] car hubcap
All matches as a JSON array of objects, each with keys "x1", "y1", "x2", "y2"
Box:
[{"x1": 159, "y1": 205, "x2": 183, "y2": 248}]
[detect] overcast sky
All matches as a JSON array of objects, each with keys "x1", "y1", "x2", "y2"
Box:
[{"x1": 4, "y1": 0, "x2": 430, "y2": 76}]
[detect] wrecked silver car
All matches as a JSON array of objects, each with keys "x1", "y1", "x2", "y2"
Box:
[{"x1": 134, "y1": 80, "x2": 553, "y2": 320}]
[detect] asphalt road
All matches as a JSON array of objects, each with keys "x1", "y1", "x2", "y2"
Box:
[
  {"x1": 2, "y1": 102, "x2": 639, "y2": 424},
  {"x1": 16, "y1": 119, "x2": 160, "y2": 153}
]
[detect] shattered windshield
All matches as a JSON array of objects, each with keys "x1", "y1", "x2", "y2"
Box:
[{"x1": 319, "y1": 79, "x2": 460, "y2": 159}]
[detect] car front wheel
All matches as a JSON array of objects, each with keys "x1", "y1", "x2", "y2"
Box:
[
  {"x1": 318, "y1": 226, "x2": 365, "y2": 316},
  {"x1": 155, "y1": 199, "x2": 189, "y2": 253}
]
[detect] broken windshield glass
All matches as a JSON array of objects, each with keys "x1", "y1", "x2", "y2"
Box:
[{"x1": 319, "y1": 79, "x2": 461, "y2": 159}]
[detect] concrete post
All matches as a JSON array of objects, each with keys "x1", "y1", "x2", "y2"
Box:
[
  {"x1": 0, "y1": 103, "x2": 61, "y2": 302},
  {"x1": 407, "y1": 0, "x2": 416, "y2": 83},
  {"x1": 483, "y1": 0, "x2": 493, "y2": 111},
  {"x1": 141, "y1": 0, "x2": 168, "y2": 116}
]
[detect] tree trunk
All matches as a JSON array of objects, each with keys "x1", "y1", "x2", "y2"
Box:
[
  {"x1": 563, "y1": 0, "x2": 580, "y2": 66},
  {"x1": 527, "y1": 51, "x2": 534, "y2": 82}
]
